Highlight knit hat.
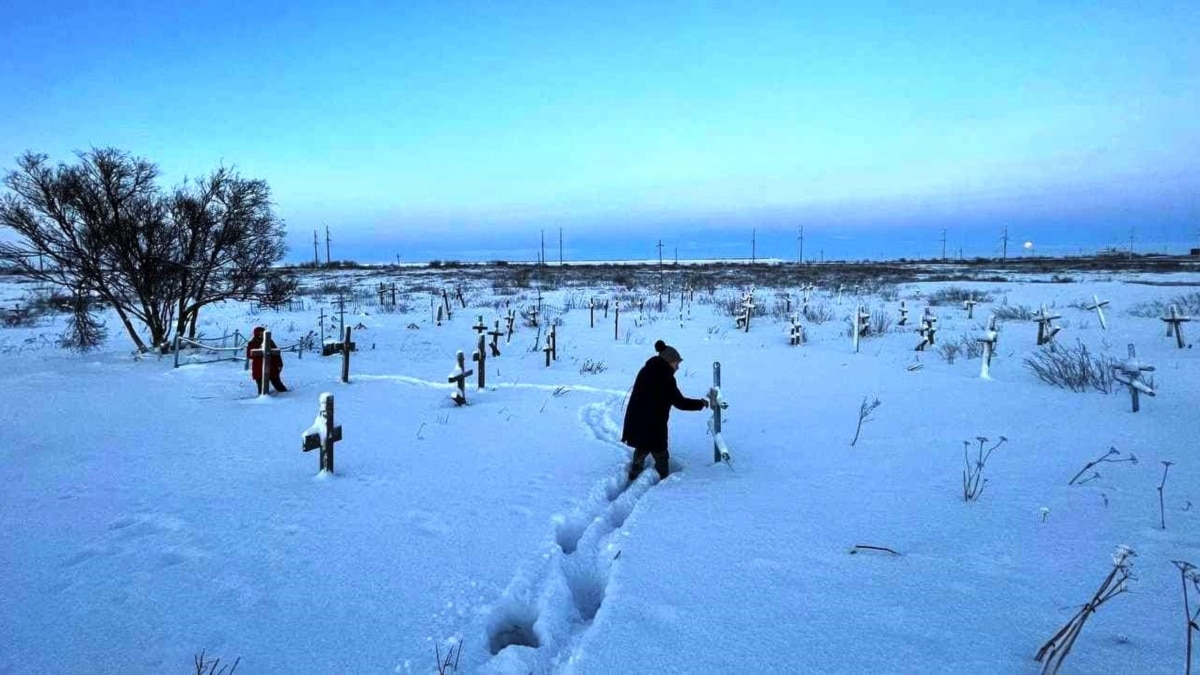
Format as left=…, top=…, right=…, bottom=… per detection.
left=654, top=339, right=682, bottom=364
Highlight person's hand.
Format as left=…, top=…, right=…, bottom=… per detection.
left=700, top=398, right=709, bottom=409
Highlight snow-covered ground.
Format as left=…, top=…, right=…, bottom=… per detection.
left=1, top=269, right=1198, bottom=674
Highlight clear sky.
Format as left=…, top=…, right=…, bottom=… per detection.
left=2, top=0, right=1198, bottom=261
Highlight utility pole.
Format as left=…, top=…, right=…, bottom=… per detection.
left=797, top=225, right=804, bottom=264
left=313, top=230, right=319, bottom=266
left=1129, top=226, right=1135, bottom=259
left=1001, top=226, right=1009, bottom=261
left=752, top=228, right=757, bottom=263
left=558, top=227, right=563, bottom=265
left=325, top=225, right=332, bottom=265
left=674, top=246, right=678, bottom=265
left=656, top=240, right=665, bottom=294
left=940, top=229, right=947, bottom=260
left=540, top=229, right=545, bottom=268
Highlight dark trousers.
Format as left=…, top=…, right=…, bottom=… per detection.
left=629, top=446, right=670, bottom=481
left=254, top=375, right=288, bottom=393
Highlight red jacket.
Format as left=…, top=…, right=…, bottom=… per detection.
left=246, top=327, right=284, bottom=380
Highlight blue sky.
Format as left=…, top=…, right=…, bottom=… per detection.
left=2, top=1, right=1198, bottom=261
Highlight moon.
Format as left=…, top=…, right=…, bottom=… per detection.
left=1023, top=241, right=1034, bottom=250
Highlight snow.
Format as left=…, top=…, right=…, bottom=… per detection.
left=2, top=270, right=1200, bottom=674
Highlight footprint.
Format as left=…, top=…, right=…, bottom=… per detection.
left=554, top=514, right=589, bottom=555
left=486, top=605, right=541, bottom=655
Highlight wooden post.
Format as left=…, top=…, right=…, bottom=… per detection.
left=543, top=327, right=554, bottom=367
left=853, top=304, right=870, bottom=353
left=604, top=300, right=609, bottom=319
left=488, top=320, right=503, bottom=357
left=447, top=351, right=474, bottom=405
left=473, top=315, right=487, bottom=336
left=916, top=310, right=937, bottom=351
left=436, top=305, right=444, bottom=326
left=964, top=296, right=976, bottom=319
left=785, top=293, right=792, bottom=315
left=789, top=315, right=804, bottom=346
left=550, top=324, right=557, bottom=360
left=302, top=393, right=343, bottom=474
left=173, top=333, right=182, bottom=368
left=1087, top=294, right=1109, bottom=330
left=442, top=289, right=452, bottom=320
left=457, top=285, right=466, bottom=308
left=589, top=298, right=595, bottom=328
left=898, top=300, right=908, bottom=326
left=473, top=333, right=487, bottom=388
left=341, top=327, right=353, bottom=383
left=505, top=310, right=516, bottom=343
left=614, top=301, right=620, bottom=340
left=318, top=308, right=326, bottom=346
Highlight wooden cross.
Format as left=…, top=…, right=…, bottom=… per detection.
left=505, top=310, right=516, bottom=343
left=318, top=307, right=327, bottom=344
left=472, top=333, right=487, bottom=389
left=614, top=301, right=620, bottom=340
left=436, top=304, right=444, bottom=326
left=898, top=300, right=909, bottom=326
left=709, top=362, right=730, bottom=464
left=687, top=284, right=694, bottom=302
left=301, top=393, right=343, bottom=474
left=853, top=304, right=870, bottom=353
left=603, top=299, right=609, bottom=319
left=473, top=315, right=487, bottom=335
left=977, top=315, right=999, bottom=379
left=333, top=294, right=348, bottom=336
left=1111, top=343, right=1156, bottom=412
left=784, top=293, right=792, bottom=315
left=1162, top=305, right=1191, bottom=349
left=836, top=285, right=844, bottom=305
left=543, top=324, right=557, bottom=366
left=487, top=320, right=503, bottom=357
left=963, top=296, right=977, bottom=319
left=447, top=351, right=474, bottom=406
left=915, top=309, right=937, bottom=351
left=442, top=289, right=452, bottom=320
left=737, top=291, right=755, bottom=332
left=456, top=285, right=466, bottom=308
left=589, top=298, right=595, bottom=328
left=340, top=327, right=355, bottom=383
left=252, top=328, right=282, bottom=396
left=789, top=315, right=804, bottom=346
left=527, top=305, right=539, bottom=328
left=1034, top=305, right=1062, bottom=346
left=1086, top=294, right=1110, bottom=330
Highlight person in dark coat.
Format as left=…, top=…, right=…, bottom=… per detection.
left=245, top=326, right=288, bottom=393
left=621, top=339, right=708, bottom=481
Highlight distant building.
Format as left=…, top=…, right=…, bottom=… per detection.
left=1191, top=248, right=1200, bottom=256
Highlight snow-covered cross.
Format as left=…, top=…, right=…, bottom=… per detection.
left=1086, top=295, right=1110, bottom=330
left=1161, top=305, right=1191, bottom=349
left=301, top=393, right=343, bottom=474
left=707, top=361, right=731, bottom=464
left=964, top=295, right=977, bottom=319
left=788, top=315, right=804, bottom=346
left=505, top=310, right=516, bottom=343
left=915, top=308, right=938, bottom=351
left=1111, top=344, right=1156, bottom=413
left=447, top=351, right=474, bottom=406
left=977, top=315, right=999, bottom=379
left=589, top=298, right=596, bottom=328
left=735, top=289, right=756, bottom=332
left=898, top=300, right=909, bottom=326
left=613, top=301, right=621, bottom=340
left=1034, top=305, right=1062, bottom=346
left=853, top=304, right=870, bottom=353
left=472, top=316, right=487, bottom=335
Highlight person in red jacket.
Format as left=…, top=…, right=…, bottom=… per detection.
left=246, top=326, right=288, bottom=393
left=621, top=340, right=708, bottom=481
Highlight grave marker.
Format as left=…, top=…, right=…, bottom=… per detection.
left=1112, top=344, right=1156, bottom=412
left=447, top=351, right=474, bottom=406
left=1161, top=305, right=1191, bottom=349
left=301, top=393, right=343, bottom=474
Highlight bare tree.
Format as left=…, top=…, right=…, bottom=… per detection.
left=167, top=167, right=287, bottom=338
left=0, top=148, right=285, bottom=351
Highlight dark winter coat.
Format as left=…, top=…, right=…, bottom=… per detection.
left=246, top=327, right=284, bottom=381
left=621, top=355, right=706, bottom=450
